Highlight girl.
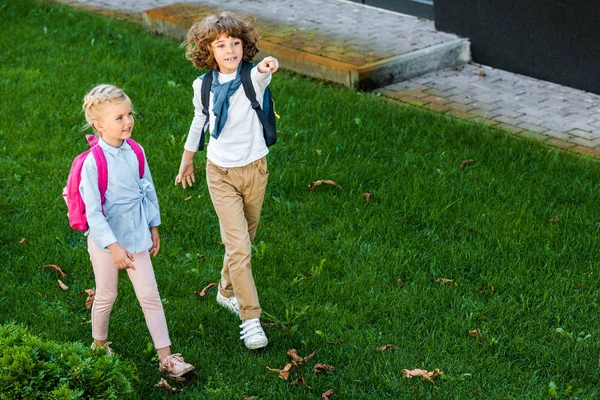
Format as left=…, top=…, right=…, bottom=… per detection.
left=174, top=13, right=279, bottom=350
left=81, top=84, right=194, bottom=377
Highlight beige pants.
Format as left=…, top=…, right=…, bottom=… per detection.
left=206, top=157, right=269, bottom=320
left=88, top=237, right=171, bottom=349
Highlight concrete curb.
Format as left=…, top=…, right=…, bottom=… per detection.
left=358, top=39, right=470, bottom=90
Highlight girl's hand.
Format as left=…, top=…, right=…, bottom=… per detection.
left=258, top=56, right=279, bottom=73
left=175, top=151, right=196, bottom=189
left=149, top=227, right=160, bottom=257
left=107, top=242, right=135, bottom=270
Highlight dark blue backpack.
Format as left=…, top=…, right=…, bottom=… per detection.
left=197, top=60, right=277, bottom=151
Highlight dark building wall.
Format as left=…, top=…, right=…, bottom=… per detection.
left=434, top=0, right=600, bottom=94
left=348, top=0, right=434, bottom=20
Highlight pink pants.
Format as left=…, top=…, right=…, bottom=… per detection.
left=88, top=237, right=171, bottom=349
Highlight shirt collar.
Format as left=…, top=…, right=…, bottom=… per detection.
left=97, top=137, right=131, bottom=155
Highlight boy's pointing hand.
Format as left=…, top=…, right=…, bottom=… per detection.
left=258, top=56, right=279, bottom=73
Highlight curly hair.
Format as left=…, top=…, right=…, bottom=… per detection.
left=82, top=84, right=131, bottom=133
left=184, top=12, right=260, bottom=71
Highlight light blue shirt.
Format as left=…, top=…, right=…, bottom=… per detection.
left=79, top=137, right=160, bottom=253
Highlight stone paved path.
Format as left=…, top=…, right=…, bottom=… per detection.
left=377, top=64, right=600, bottom=156
left=56, top=0, right=600, bottom=157
left=56, top=0, right=457, bottom=59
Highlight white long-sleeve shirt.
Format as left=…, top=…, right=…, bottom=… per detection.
left=184, top=67, right=271, bottom=167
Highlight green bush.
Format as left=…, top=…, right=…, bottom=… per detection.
left=0, top=323, right=137, bottom=399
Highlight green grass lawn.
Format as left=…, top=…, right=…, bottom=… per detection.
left=2, top=0, right=600, bottom=398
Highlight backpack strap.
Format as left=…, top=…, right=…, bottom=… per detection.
left=240, top=61, right=277, bottom=146
left=240, top=61, right=259, bottom=110
left=90, top=145, right=108, bottom=206
left=198, top=72, right=213, bottom=151
left=125, top=138, right=145, bottom=178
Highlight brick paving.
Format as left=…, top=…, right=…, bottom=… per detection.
left=57, top=0, right=457, bottom=63
left=376, top=63, right=600, bottom=156
left=56, top=0, right=600, bottom=157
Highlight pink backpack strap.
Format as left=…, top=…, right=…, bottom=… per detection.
left=90, top=145, right=108, bottom=205
left=86, top=134, right=99, bottom=147
left=88, top=139, right=144, bottom=202
left=125, top=138, right=145, bottom=178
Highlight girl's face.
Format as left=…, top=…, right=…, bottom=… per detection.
left=211, top=34, right=243, bottom=74
left=94, top=101, right=134, bottom=148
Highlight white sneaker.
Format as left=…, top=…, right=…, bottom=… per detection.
left=216, top=292, right=240, bottom=317
left=240, top=318, right=268, bottom=349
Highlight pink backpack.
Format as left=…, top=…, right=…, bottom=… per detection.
left=62, top=135, right=145, bottom=231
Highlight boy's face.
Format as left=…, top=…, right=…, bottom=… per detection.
left=211, top=34, right=243, bottom=74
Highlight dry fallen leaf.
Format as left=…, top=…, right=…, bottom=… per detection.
left=475, top=70, right=486, bottom=77
left=547, top=216, right=560, bottom=223
left=460, top=159, right=475, bottom=169
left=18, top=238, right=27, bottom=244
left=397, top=279, right=404, bottom=288
left=84, top=288, right=96, bottom=309
left=401, top=368, right=443, bottom=385
left=58, top=280, right=69, bottom=291
left=308, top=180, right=342, bottom=191
left=376, top=344, right=399, bottom=351
left=452, top=67, right=461, bottom=71
left=194, top=282, right=218, bottom=297
left=328, top=339, right=344, bottom=345
left=363, top=192, right=373, bottom=202
left=155, top=378, right=179, bottom=392
left=267, top=349, right=323, bottom=381
left=266, top=363, right=293, bottom=380
left=468, top=328, right=484, bottom=340
left=435, top=277, right=454, bottom=286
left=169, top=376, right=187, bottom=382
left=289, top=375, right=313, bottom=390
left=322, top=389, right=334, bottom=399
left=314, top=363, right=335, bottom=373
left=288, top=349, right=318, bottom=366
left=43, top=264, right=67, bottom=278
left=198, top=253, right=205, bottom=259
left=290, top=376, right=305, bottom=386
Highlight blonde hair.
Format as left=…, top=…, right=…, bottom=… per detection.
left=184, top=12, right=260, bottom=71
left=82, top=84, right=131, bottom=133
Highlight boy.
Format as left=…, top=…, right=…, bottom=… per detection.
left=175, top=12, right=279, bottom=350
